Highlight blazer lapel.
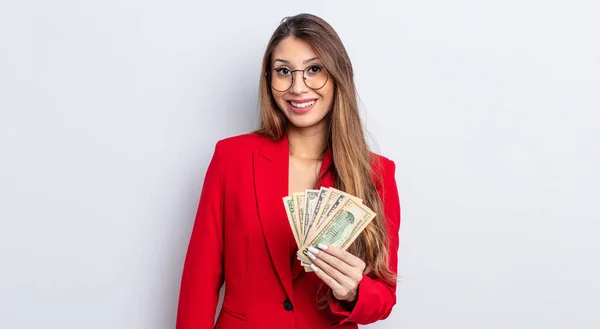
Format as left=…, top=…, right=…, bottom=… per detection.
left=253, top=134, right=294, bottom=299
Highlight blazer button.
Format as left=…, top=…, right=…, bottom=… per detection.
left=283, top=299, right=293, bottom=311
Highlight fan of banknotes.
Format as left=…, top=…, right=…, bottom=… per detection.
left=282, top=187, right=377, bottom=272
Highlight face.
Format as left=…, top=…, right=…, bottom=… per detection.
left=269, top=36, right=335, bottom=131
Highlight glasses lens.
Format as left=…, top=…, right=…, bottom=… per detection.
left=270, top=68, right=292, bottom=92
left=304, top=65, right=328, bottom=90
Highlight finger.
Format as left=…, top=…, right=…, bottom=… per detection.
left=307, top=250, right=355, bottom=288
left=310, top=263, right=343, bottom=293
left=317, top=244, right=364, bottom=268
left=308, top=246, right=355, bottom=278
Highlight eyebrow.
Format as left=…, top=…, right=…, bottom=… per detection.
left=273, top=57, right=320, bottom=65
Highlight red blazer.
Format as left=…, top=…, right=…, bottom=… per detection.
left=176, top=133, right=401, bottom=329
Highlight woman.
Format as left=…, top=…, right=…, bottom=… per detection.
left=176, top=13, right=401, bottom=329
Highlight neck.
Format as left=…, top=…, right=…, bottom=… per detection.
left=287, top=123, right=327, bottom=160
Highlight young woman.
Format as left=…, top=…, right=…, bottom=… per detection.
left=176, top=13, right=401, bottom=329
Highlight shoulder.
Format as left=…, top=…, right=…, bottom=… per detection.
left=210, top=132, right=271, bottom=167
left=369, top=152, right=397, bottom=184
left=370, top=152, right=395, bottom=168
left=212, top=132, right=269, bottom=159
left=215, top=132, right=267, bottom=152
left=370, top=152, right=401, bottom=230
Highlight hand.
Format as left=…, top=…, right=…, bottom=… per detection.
left=306, top=244, right=366, bottom=302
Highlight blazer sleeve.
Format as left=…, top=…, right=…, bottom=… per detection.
left=176, top=141, right=225, bottom=329
left=329, top=157, right=401, bottom=325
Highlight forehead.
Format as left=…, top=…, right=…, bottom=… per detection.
left=272, top=37, right=318, bottom=64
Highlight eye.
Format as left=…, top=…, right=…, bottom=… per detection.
left=306, top=65, right=323, bottom=75
left=274, top=67, right=291, bottom=76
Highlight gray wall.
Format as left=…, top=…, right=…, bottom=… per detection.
left=1, top=1, right=598, bottom=328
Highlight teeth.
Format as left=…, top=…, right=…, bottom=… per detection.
left=290, top=100, right=316, bottom=108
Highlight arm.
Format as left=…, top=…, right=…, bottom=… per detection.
left=329, top=158, right=401, bottom=325
left=176, top=141, right=225, bottom=329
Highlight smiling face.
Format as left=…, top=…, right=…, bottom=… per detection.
left=269, top=36, right=335, bottom=131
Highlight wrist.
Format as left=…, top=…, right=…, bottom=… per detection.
left=333, top=289, right=357, bottom=303
left=344, top=291, right=357, bottom=303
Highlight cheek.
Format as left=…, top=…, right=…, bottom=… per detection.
left=272, top=92, right=287, bottom=110
left=322, top=81, right=335, bottom=101
left=320, top=85, right=335, bottom=111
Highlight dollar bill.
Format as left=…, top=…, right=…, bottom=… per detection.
left=306, top=188, right=362, bottom=243
left=298, top=197, right=376, bottom=265
left=310, top=188, right=341, bottom=232
left=300, top=187, right=328, bottom=267
left=300, top=187, right=330, bottom=269
left=308, top=187, right=329, bottom=234
left=333, top=200, right=377, bottom=251
left=312, top=186, right=329, bottom=208
left=303, top=189, right=321, bottom=243
left=293, top=192, right=306, bottom=239
left=282, top=196, right=301, bottom=247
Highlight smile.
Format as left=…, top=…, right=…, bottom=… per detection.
left=290, top=100, right=316, bottom=108
left=286, top=99, right=317, bottom=114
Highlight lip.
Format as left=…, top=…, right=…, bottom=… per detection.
left=287, top=98, right=318, bottom=103
left=286, top=99, right=317, bottom=114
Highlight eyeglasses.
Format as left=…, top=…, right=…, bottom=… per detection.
left=266, top=64, right=329, bottom=92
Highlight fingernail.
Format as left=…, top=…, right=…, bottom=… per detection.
left=317, top=244, right=328, bottom=250
left=310, top=264, right=319, bottom=272
left=307, top=251, right=317, bottom=260
left=308, top=246, right=320, bottom=255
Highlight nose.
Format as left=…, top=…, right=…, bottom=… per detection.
left=289, top=71, right=308, bottom=94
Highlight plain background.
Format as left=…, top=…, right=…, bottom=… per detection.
left=1, top=1, right=599, bottom=328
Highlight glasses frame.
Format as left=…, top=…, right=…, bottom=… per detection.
left=265, top=65, right=330, bottom=92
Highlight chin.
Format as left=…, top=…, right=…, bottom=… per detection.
left=286, top=115, right=328, bottom=129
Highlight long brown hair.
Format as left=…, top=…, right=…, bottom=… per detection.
left=255, top=13, right=397, bottom=298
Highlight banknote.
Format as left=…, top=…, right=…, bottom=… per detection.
left=306, top=188, right=362, bottom=243
left=303, top=189, right=320, bottom=242
left=337, top=209, right=376, bottom=251
left=310, top=187, right=330, bottom=228
left=298, top=197, right=376, bottom=265
left=293, top=192, right=306, bottom=240
left=300, top=188, right=329, bottom=267
left=282, top=196, right=301, bottom=247
left=310, top=188, right=341, bottom=232
left=301, top=187, right=333, bottom=266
